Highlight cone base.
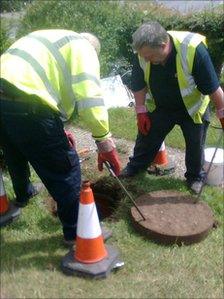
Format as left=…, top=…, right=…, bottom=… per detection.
left=0, top=202, right=21, bottom=227
left=61, top=245, right=121, bottom=279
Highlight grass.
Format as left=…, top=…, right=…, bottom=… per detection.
left=1, top=105, right=223, bottom=298
left=1, top=172, right=223, bottom=298
left=76, top=107, right=223, bottom=150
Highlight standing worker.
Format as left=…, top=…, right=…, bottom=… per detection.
left=120, top=21, right=224, bottom=193
left=0, top=29, right=121, bottom=244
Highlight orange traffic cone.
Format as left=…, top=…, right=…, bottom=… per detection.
left=0, top=167, right=21, bottom=227
left=148, top=142, right=175, bottom=176
left=75, top=181, right=107, bottom=263
left=0, top=168, right=9, bottom=215
left=153, top=141, right=168, bottom=166
left=61, top=180, right=123, bottom=278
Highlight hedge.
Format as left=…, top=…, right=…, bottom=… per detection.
left=2, top=0, right=224, bottom=78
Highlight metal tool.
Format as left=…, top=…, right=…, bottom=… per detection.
left=195, top=130, right=223, bottom=203
left=104, top=161, right=146, bottom=221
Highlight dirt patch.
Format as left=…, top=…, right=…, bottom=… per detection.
left=131, top=190, right=215, bottom=245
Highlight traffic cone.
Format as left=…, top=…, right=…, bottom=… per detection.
left=75, top=180, right=107, bottom=263
left=153, top=141, right=168, bottom=166
left=0, top=168, right=21, bottom=227
left=0, top=168, right=9, bottom=215
left=148, top=142, right=175, bottom=176
left=61, top=180, right=123, bottom=278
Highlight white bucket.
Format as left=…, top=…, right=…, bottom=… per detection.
left=204, top=147, right=224, bottom=186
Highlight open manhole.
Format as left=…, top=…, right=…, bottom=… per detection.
left=131, top=190, right=215, bottom=245
left=46, top=178, right=120, bottom=221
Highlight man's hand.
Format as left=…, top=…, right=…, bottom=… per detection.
left=64, top=130, right=76, bottom=149
left=135, top=105, right=151, bottom=135
left=96, top=138, right=121, bottom=176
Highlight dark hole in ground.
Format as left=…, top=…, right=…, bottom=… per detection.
left=45, top=177, right=123, bottom=221
left=91, top=177, right=122, bottom=220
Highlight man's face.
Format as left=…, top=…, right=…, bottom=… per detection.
left=138, top=43, right=169, bottom=65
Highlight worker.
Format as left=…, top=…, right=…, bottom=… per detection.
left=120, top=21, right=224, bottom=194
left=0, top=29, right=121, bottom=244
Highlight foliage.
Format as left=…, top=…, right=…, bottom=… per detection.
left=16, top=0, right=224, bottom=77
left=0, top=23, right=11, bottom=55
left=0, top=0, right=33, bottom=12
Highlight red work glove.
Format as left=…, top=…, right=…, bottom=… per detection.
left=64, top=130, right=76, bottom=149
left=135, top=105, right=151, bottom=135
left=96, top=138, right=121, bottom=176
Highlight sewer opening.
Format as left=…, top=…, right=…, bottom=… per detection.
left=45, top=177, right=123, bottom=221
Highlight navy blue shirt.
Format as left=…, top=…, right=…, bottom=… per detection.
left=131, top=36, right=220, bottom=116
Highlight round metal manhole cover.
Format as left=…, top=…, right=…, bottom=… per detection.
left=130, top=190, right=214, bottom=245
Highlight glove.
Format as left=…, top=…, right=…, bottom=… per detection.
left=64, top=130, right=76, bottom=149
left=135, top=105, right=151, bottom=135
left=96, top=138, right=121, bottom=176
left=216, top=108, right=224, bottom=130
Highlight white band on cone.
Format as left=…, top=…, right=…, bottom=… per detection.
left=159, top=141, right=165, bottom=151
left=0, top=169, right=5, bottom=196
left=77, top=203, right=102, bottom=239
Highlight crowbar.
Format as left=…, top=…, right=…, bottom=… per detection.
left=104, top=161, right=146, bottom=221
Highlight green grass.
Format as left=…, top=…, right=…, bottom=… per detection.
left=1, top=108, right=223, bottom=298
left=1, top=171, right=223, bottom=298
left=76, top=107, right=223, bottom=149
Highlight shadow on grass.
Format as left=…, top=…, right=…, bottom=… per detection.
left=0, top=235, right=65, bottom=273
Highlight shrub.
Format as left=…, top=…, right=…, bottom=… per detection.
left=0, top=0, right=33, bottom=12
left=0, top=24, right=11, bottom=54
left=17, top=0, right=223, bottom=77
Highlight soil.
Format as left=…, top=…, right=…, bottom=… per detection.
left=130, top=190, right=215, bottom=245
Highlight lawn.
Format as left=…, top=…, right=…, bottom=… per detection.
left=1, top=107, right=223, bottom=299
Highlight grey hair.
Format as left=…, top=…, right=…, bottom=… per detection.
left=80, top=32, right=101, bottom=55
left=132, top=21, right=169, bottom=51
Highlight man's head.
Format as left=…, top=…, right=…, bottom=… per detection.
left=132, top=21, right=170, bottom=65
left=80, top=32, right=101, bottom=55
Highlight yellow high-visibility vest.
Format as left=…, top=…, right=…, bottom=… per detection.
left=0, top=29, right=110, bottom=140
left=138, top=31, right=210, bottom=123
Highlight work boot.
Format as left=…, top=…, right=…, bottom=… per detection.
left=118, top=166, right=135, bottom=179
left=14, top=182, right=45, bottom=208
left=63, top=225, right=113, bottom=248
left=187, top=180, right=203, bottom=195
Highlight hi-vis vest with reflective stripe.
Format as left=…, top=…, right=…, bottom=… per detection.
left=0, top=29, right=110, bottom=140
left=138, top=31, right=210, bottom=124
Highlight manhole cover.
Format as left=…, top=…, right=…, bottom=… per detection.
left=130, top=190, right=214, bottom=245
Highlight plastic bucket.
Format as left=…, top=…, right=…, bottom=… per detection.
left=204, top=147, right=224, bottom=186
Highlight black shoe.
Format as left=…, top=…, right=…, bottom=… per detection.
left=118, top=167, right=135, bottom=179
left=187, top=180, right=203, bottom=195
left=14, top=182, right=44, bottom=208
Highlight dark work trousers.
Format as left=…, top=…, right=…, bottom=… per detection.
left=0, top=98, right=81, bottom=240
left=127, top=108, right=209, bottom=182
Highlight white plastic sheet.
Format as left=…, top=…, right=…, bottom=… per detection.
left=100, top=75, right=134, bottom=109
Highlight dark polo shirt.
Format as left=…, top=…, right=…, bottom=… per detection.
left=131, top=36, right=220, bottom=120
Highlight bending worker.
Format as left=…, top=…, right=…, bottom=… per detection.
left=0, top=29, right=121, bottom=244
left=120, top=21, right=224, bottom=194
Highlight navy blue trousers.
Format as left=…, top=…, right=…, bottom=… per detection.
left=0, top=98, right=81, bottom=240
left=127, top=109, right=209, bottom=182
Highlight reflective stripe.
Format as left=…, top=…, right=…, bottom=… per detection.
left=180, top=84, right=195, bottom=97
left=28, top=34, right=75, bottom=104
left=188, top=96, right=204, bottom=117
left=54, top=34, right=82, bottom=49
left=76, top=98, right=104, bottom=110
left=77, top=203, right=101, bottom=239
left=72, top=72, right=100, bottom=86
left=180, top=33, right=197, bottom=95
left=6, top=48, right=60, bottom=103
